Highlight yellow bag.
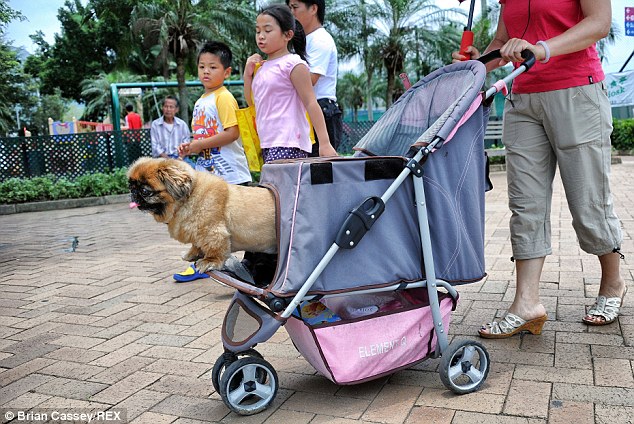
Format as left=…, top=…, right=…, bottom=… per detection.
left=236, top=105, right=263, bottom=172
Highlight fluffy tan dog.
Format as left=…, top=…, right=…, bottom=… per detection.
left=127, top=157, right=276, bottom=272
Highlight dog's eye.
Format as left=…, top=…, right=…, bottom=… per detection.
left=140, top=187, right=153, bottom=196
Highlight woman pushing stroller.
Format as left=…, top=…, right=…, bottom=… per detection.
left=453, top=0, right=626, bottom=338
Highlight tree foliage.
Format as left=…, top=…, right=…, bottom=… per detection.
left=130, top=0, right=256, bottom=121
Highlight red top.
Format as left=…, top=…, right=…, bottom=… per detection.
left=126, top=112, right=142, bottom=129
left=499, top=0, right=604, bottom=93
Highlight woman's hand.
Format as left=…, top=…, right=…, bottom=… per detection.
left=499, top=38, right=546, bottom=64
left=451, top=45, right=481, bottom=63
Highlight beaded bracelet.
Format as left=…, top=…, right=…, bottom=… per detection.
left=536, top=40, right=550, bottom=64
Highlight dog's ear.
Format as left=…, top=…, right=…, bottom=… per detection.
left=156, top=160, right=193, bottom=201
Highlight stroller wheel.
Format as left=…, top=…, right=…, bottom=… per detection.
left=212, top=349, right=263, bottom=393
left=440, top=339, right=490, bottom=394
left=219, top=356, right=278, bottom=415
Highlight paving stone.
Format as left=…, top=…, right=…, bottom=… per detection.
left=513, top=365, right=593, bottom=385
left=0, top=357, right=56, bottom=386
left=139, top=346, right=206, bottom=361
left=552, top=382, right=634, bottom=406
left=593, top=358, right=634, bottom=388
left=555, top=342, right=593, bottom=369
left=1, top=391, right=52, bottom=410
left=147, top=375, right=213, bottom=398
left=405, top=406, right=454, bottom=424
left=44, top=347, right=107, bottom=364
left=503, top=379, right=551, bottom=418
left=113, top=389, right=170, bottom=421
left=143, top=359, right=211, bottom=378
left=416, top=387, right=504, bottom=414
left=594, top=404, right=634, bottom=424
left=361, top=383, right=421, bottom=423
left=90, top=371, right=163, bottom=404
left=92, top=331, right=148, bottom=353
left=90, top=344, right=152, bottom=368
left=151, top=395, right=228, bottom=422
left=33, top=376, right=109, bottom=400
left=451, top=411, right=543, bottom=423
left=38, top=360, right=105, bottom=380
left=281, top=391, right=371, bottom=419
left=548, top=399, right=594, bottom=424
left=90, top=356, right=157, bottom=385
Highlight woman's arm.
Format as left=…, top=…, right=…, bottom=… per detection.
left=499, top=0, right=611, bottom=63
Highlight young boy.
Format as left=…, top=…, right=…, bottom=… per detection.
left=174, top=41, right=252, bottom=282
left=178, top=41, right=251, bottom=185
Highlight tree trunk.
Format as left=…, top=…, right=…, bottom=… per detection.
left=386, top=68, right=395, bottom=109
left=366, top=71, right=374, bottom=122
left=176, top=56, right=189, bottom=122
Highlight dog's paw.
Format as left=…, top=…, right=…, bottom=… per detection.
left=195, top=258, right=224, bottom=273
left=183, top=248, right=203, bottom=262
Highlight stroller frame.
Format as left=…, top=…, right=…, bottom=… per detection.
left=210, top=51, right=536, bottom=416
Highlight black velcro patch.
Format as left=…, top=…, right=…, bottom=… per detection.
left=365, top=158, right=404, bottom=181
left=310, top=162, right=333, bottom=185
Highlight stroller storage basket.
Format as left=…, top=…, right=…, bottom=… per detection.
left=285, top=289, right=456, bottom=385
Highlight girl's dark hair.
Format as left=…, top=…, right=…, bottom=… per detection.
left=259, top=4, right=307, bottom=63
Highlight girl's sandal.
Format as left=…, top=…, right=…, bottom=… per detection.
left=478, top=313, right=548, bottom=339
left=582, top=286, right=627, bottom=326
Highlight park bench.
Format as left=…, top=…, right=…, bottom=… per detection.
left=484, top=119, right=505, bottom=157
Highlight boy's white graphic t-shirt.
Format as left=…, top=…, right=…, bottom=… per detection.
left=191, top=86, right=251, bottom=184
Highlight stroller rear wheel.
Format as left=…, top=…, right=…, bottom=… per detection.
left=212, top=349, right=263, bottom=393
left=440, top=339, right=490, bottom=394
left=219, top=356, right=278, bottom=415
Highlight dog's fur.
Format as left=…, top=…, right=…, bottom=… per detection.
left=128, top=157, right=276, bottom=272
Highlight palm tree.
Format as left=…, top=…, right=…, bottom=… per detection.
left=374, top=0, right=467, bottom=107
left=337, top=72, right=365, bottom=122
left=329, top=0, right=381, bottom=120
left=80, top=71, right=143, bottom=122
left=332, top=0, right=464, bottom=109
left=130, top=0, right=255, bottom=121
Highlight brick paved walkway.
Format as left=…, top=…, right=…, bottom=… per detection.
left=1, top=160, right=632, bottom=423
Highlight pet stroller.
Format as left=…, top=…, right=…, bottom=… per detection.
left=209, top=52, right=535, bottom=415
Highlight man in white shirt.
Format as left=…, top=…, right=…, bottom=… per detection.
left=150, top=96, right=191, bottom=159
left=287, top=0, right=343, bottom=156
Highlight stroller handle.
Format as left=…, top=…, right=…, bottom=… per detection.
left=480, top=49, right=536, bottom=100
left=478, top=48, right=536, bottom=72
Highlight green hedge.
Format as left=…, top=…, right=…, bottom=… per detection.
left=612, top=118, right=634, bottom=152
left=0, top=168, right=129, bottom=205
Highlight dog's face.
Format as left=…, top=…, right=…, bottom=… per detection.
left=127, top=157, right=194, bottom=221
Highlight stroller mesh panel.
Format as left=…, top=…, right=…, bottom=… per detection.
left=355, top=64, right=485, bottom=157
left=223, top=299, right=262, bottom=346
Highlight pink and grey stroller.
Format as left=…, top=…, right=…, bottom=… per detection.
left=208, top=53, right=535, bottom=415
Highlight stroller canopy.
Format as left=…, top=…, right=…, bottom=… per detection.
left=355, top=60, right=486, bottom=156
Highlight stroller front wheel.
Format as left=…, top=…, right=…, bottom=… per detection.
left=219, top=356, right=278, bottom=415
left=212, top=348, right=263, bottom=393
left=440, top=339, right=490, bottom=394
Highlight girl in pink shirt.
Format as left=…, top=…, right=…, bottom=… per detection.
left=243, top=4, right=337, bottom=162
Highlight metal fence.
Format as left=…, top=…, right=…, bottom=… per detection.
left=0, top=122, right=377, bottom=181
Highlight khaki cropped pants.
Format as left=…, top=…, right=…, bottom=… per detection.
left=502, top=82, right=622, bottom=260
